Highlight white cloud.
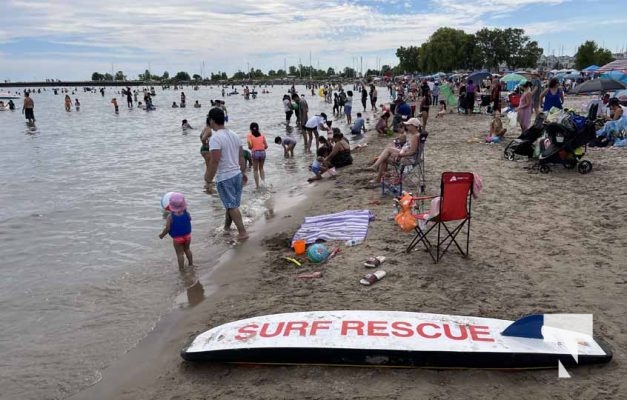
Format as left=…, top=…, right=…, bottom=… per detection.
left=0, top=0, right=623, bottom=80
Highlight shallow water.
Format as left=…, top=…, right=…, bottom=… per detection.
left=0, top=84, right=372, bottom=399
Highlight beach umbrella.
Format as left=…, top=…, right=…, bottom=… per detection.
left=597, top=59, right=627, bottom=73
left=467, top=71, right=491, bottom=83
left=583, top=65, right=599, bottom=72
left=600, top=70, right=627, bottom=84
left=573, top=78, right=627, bottom=94
left=500, top=73, right=527, bottom=91
left=500, top=73, right=527, bottom=83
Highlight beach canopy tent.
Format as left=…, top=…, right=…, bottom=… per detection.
left=583, top=65, right=600, bottom=72
left=597, top=59, right=627, bottom=73
left=573, top=78, right=627, bottom=94
left=600, top=70, right=627, bottom=84
left=500, top=73, right=527, bottom=90
left=467, top=71, right=491, bottom=84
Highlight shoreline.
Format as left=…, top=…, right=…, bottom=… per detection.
left=71, top=178, right=327, bottom=400
left=75, top=106, right=625, bottom=399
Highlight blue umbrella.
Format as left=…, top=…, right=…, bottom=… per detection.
left=583, top=65, right=599, bottom=72
left=601, top=70, right=627, bottom=83
left=467, top=71, right=491, bottom=84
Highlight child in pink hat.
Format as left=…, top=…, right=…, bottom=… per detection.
left=159, top=192, right=193, bottom=270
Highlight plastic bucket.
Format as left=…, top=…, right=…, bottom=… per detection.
left=293, top=240, right=306, bottom=255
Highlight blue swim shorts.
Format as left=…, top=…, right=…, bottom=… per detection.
left=216, top=173, right=243, bottom=209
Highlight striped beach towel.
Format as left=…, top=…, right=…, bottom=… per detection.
left=292, top=210, right=373, bottom=245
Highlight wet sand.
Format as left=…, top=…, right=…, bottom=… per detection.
left=74, top=102, right=626, bottom=400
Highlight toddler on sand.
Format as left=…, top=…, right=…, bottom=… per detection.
left=159, top=192, right=193, bottom=270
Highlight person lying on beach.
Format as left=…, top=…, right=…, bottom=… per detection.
left=194, top=100, right=201, bottom=108
left=369, top=118, right=420, bottom=184
left=275, top=136, right=296, bottom=158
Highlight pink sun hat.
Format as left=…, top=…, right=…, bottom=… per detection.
left=168, top=192, right=187, bottom=213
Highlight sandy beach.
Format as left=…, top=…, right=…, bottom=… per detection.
left=74, top=100, right=626, bottom=400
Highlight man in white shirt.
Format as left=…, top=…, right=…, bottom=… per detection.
left=207, top=107, right=248, bottom=240
left=304, top=113, right=329, bottom=153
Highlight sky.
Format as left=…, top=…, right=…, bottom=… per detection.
left=1, top=0, right=626, bottom=82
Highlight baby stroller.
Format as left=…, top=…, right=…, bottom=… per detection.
left=535, top=118, right=596, bottom=174
left=504, top=113, right=547, bottom=160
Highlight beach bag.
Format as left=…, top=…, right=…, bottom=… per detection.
left=394, top=193, right=417, bottom=232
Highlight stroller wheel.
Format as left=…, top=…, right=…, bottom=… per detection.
left=539, top=164, right=550, bottom=174
left=504, top=148, right=515, bottom=161
left=578, top=160, right=593, bottom=174
left=563, top=158, right=577, bottom=169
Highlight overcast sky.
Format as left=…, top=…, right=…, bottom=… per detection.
left=1, top=0, right=626, bottom=81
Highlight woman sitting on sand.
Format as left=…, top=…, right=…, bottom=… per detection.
left=369, top=118, right=421, bottom=184
left=323, top=129, right=352, bottom=169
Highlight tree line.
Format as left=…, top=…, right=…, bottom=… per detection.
left=395, top=27, right=543, bottom=74
left=90, top=65, right=370, bottom=83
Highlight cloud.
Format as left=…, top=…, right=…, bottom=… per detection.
left=0, top=0, right=623, bottom=80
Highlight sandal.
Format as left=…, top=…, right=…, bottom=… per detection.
left=360, top=270, right=386, bottom=286
left=364, top=256, right=386, bottom=268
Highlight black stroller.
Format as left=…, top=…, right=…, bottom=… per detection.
left=535, top=118, right=596, bottom=174
left=504, top=113, right=547, bottom=160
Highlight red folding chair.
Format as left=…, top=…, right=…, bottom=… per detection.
left=406, top=172, right=474, bottom=263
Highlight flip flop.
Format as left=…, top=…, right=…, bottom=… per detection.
left=364, top=256, right=386, bottom=268
left=360, top=270, right=386, bottom=286
left=297, top=271, right=322, bottom=279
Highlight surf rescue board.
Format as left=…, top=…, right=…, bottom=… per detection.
left=181, top=311, right=612, bottom=369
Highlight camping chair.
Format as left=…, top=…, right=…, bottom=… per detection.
left=381, top=133, right=427, bottom=196
left=406, top=172, right=474, bottom=263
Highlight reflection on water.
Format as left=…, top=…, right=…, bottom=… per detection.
left=0, top=84, right=363, bottom=399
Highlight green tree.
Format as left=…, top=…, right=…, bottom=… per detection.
left=114, top=71, right=126, bottom=81
left=91, top=72, right=104, bottom=81
left=474, top=28, right=507, bottom=71
left=232, top=71, right=246, bottom=80
left=268, top=70, right=276, bottom=77
left=417, top=28, right=478, bottom=73
left=103, top=73, right=113, bottom=81
left=162, top=71, right=170, bottom=80
left=597, top=48, right=614, bottom=67
left=192, top=74, right=202, bottom=81
left=395, top=46, right=421, bottom=73
left=174, top=71, right=191, bottom=81
left=326, top=67, right=336, bottom=76
left=288, top=66, right=298, bottom=76
left=139, top=69, right=151, bottom=81
left=574, top=41, right=615, bottom=70
left=276, top=69, right=286, bottom=77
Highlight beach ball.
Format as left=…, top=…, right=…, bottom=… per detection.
left=307, top=243, right=329, bottom=263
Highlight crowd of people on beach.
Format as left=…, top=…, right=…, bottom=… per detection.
left=5, top=72, right=624, bottom=270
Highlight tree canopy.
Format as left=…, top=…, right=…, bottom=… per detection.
left=395, top=27, right=543, bottom=74
left=574, top=41, right=615, bottom=70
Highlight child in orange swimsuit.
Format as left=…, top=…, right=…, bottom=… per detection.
left=159, top=192, right=193, bottom=270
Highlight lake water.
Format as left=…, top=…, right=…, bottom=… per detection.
left=0, top=84, right=373, bottom=399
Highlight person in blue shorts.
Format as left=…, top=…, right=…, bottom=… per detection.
left=206, top=107, right=249, bottom=241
